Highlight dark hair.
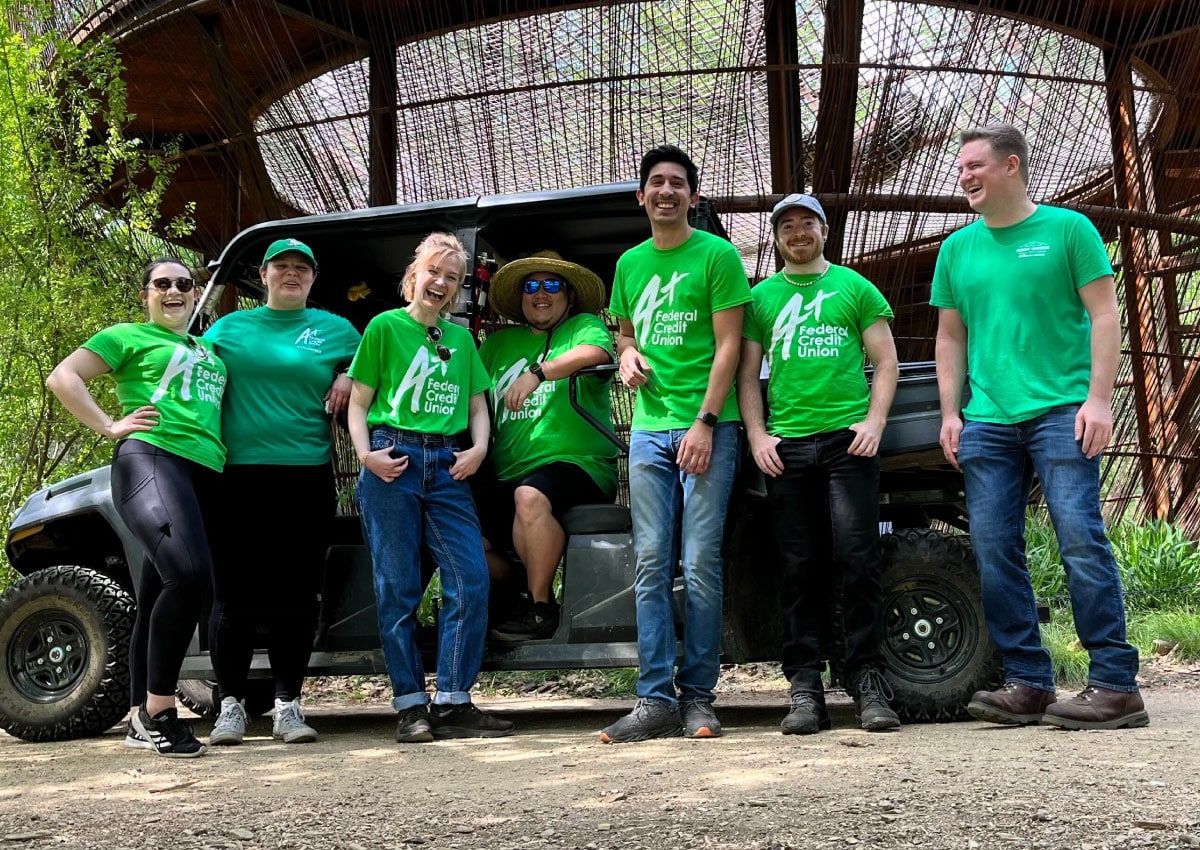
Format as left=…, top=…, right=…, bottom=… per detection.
left=638, top=145, right=699, bottom=194
left=140, top=256, right=189, bottom=289
left=960, top=124, right=1030, bottom=186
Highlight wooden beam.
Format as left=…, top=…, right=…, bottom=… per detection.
left=1104, top=45, right=1168, bottom=519
left=367, top=37, right=398, bottom=207
left=811, top=0, right=862, bottom=263
left=191, top=10, right=283, bottom=226
left=764, top=0, right=804, bottom=195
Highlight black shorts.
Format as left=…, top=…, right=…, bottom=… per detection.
left=475, top=461, right=611, bottom=554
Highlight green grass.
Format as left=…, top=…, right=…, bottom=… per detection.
left=1042, top=609, right=1200, bottom=686
left=1027, top=511, right=1200, bottom=611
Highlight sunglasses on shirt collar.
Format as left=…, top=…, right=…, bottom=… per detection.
left=426, top=325, right=452, bottom=362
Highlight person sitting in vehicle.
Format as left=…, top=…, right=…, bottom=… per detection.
left=203, top=238, right=361, bottom=746
left=347, top=231, right=514, bottom=742
left=46, top=258, right=227, bottom=758
left=477, top=251, right=618, bottom=641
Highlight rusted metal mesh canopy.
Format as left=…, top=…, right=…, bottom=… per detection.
left=36, top=0, right=1200, bottom=530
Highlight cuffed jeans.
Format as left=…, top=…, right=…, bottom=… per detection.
left=959, top=404, right=1139, bottom=692
left=765, top=429, right=884, bottom=695
left=357, top=426, right=489, bottom=711
left=628, top=422, right=739, bottom=705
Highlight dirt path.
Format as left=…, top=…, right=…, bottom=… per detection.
left=1, top=687, right=1198, bottom=850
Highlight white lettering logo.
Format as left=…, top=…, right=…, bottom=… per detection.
left=390, top=348, right=452, bottom=416
left=295, top=327, right=326, bottom=350
left=770, top=290, right=843, bottom=361
left=632, top=272, right=688, bottom=347
left=494, top=357, right=551, bottom=424
left=149, top=345, right=198, bottom=403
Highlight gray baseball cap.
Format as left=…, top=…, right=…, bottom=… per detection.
left=770, top=193, right=827, bottom=228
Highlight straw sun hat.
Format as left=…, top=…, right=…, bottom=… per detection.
left=488, top=250, right=606, bottom=324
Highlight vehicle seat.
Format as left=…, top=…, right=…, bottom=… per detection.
left=560, top=504, right=631, bottom=535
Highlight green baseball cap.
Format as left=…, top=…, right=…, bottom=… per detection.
left=262, top=238, right=317, bottom=269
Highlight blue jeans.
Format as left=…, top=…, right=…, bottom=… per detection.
left=959, top=405, right=1139, bottom=692
left=765, top=429, right=883, bottom=695
left=628, top=422, right=739, bottom=705
left=356, top=426, right=489, bottom=710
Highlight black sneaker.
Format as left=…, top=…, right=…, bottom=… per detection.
left=852, top=669, right=901, bottom=732
left=681, top=700, right=722, bottom=738
left=131, top=706, right=206, bottom=758
left=599, top=699, right=684, bottom=743
left=781, top=692, right=831, bottom=735
left=491, top=600, right=560, bottom=642
left=429, top=703, right=515, bottom=739
left=396, top=705, right=434, bottom=743
left=123, top=718, right=155, bottom=751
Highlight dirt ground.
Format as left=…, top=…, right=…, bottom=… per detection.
left=1, top=668, right=1198, bottom=850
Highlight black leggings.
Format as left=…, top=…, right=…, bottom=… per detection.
left=208, top=463, right=335, bottom=701
left=111, top=440, right=218, bottom=702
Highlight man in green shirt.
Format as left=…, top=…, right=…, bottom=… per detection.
left=933, top=124, right=1147, bottom=730
left=602, top=145, right=751, bottom=743
left=477, top=252, right=618, bottom=642
left=738, top=193, right=901, bottom=734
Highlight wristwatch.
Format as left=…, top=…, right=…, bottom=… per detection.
left=696, top=411, right=719, bottom=427
left=529, top=362, right=546, bottom=383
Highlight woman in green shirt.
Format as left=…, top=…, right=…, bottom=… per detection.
left=47, top=258, right=227, bottom=758
left=347, top=231, right=512, bottom=742
left=203, top=239, right=361, bottom=746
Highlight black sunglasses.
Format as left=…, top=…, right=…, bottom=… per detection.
left=523, top=278, right=565, bottom=295
left=147, top=277, right=196, bottom=293
left=426, top=325, right=452, bottom=362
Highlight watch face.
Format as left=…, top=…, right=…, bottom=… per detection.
left=699, top=412, right=719, bottom=427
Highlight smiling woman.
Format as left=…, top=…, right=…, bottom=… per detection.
left=43, top=257, right=229, bottom=759
left=202, top=237, right=361, bottom=747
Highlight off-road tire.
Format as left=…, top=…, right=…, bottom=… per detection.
left=177, top=678, right=276, bottom=718
left=0, top=566, right=134, bottom=741
left=879, top=529, right=1002, bottom=722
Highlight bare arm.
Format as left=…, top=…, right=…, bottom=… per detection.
left=677, top=305, right=745, bottom=476
left=935, top=308, right=968, bottom=471
left=737, top=337, right=783, bottom=477
left=1077, top=275, right=1120, bottom=458
left=616, top=318, right=649, bottom=388
left=504, top=343, right=611, bottom=412
left=348, top=379, right=407, bottom=482
left=46, top=348, right=159, bottom=439
left=848, top=318, right=899, bottom=457
left=450, top=392, right=490, bottom=480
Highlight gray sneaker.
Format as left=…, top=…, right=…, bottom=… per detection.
left=852, top=669, right=901, bottom=732
left=209, top=696, right=248, bottom=746
left=599, top=699, right=684, bottom=743
left=681, top=700, right=722, bottom=738
left=272, top=698, right=317, bottom=743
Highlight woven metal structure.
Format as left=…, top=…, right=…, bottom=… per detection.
left=36, top=0, right=1200, bottom=529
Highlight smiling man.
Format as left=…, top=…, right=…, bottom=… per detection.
left=603, top=145, right=752, bottom=743
left=737, top=194, right=900, bottom=735
left=476, top=252, right=617, bottom=642
left=933, top=124, right=1148, bottom=730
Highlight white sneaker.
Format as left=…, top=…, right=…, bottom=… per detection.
left=209, top=696, right=247, bottom=746
left=272, top=697, right=317, bottom=743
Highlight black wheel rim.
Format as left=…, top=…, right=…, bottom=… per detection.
left=7, top=611, right=90, bottom=703
left=882, top=576, right=980, bottom=684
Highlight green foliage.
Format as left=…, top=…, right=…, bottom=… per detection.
left=1044, top=610, right=1200, bottom=686
left=1026, top=510, right=1200, bottom=611
left=0, top=2, right=192, bottom=584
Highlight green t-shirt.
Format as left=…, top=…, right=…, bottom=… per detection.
left=930, top=204, right=1113, bottom=424
left=348, top=309, right=490, bottom=435
left=478, top=313, right=618, bottom=497
left=205, top=306, right=361, bottom=465
left=83, top=322, right=227, bottom=471
left=609, top=229, right=752, bottom=430
left=744, top=265, right=893, bottom=437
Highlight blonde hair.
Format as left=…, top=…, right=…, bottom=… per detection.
left=402, top=232, right=469, bottom=315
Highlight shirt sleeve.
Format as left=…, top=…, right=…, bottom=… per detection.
left=709, top=241, right=753, bottom=312
left=742, top=291, right=765, bottom=344
left=608, top=258, right=629, bottom=320
left=571, top=314, right=615, bottom=355
left=347, top=316, right=382, bottom=389
left=858, top=277, right=894, bottom=331
left=929, top=236, right=957, bottom=310
left=81, top=325, right=132, bottom=372
left=1067, top=213, right=1115, bottom=290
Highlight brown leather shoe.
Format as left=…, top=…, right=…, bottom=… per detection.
left=1041, top=686, right=1150, bottom=730
left=967, top=682, right=1056, bottom=725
